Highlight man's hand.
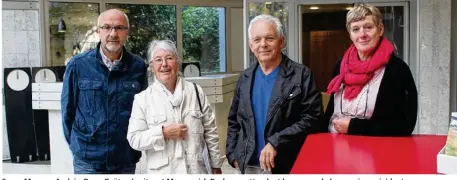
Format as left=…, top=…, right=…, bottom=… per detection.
left=212, top=168, right=222, bottom=174
left=162, top=124, right=187, bottom=140
left=259, top=143, right=277, bottom=172
left=333, top=117, right=351, bottom=134
left=233, top=160, right=239, bottom=168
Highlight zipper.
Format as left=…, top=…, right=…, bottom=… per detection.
left=242, top=140, right=248, bottom=174
left=240, top=124, right=249, bottom=174
left=105, top=70, right=111, bottom=165
left=259, top=84, right=297, bottom=172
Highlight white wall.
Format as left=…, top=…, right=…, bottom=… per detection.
left=2, top=11, right=41, bottom=67
left=2, top=0, right=42, bottom=160
left=229, top=7, right=244, bottom=72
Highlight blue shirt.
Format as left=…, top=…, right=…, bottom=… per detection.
left=249, top=65, right=279, bottom=165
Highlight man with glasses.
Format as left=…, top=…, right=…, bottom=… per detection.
left=61, top=9, right=147, bottom=174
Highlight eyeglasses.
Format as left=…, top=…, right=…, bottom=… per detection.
left=98, top=25, right=128, bottom=32
left=340, top=87, right=369, bottom=119
left=149, top=57, right=176, bottom=65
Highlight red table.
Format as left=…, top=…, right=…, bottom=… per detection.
left=291, top=133, right=446, bottom=174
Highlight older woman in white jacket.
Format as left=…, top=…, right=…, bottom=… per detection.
left=127, top=40, right=223, bottom=174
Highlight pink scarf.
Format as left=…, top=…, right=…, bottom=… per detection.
left=326, top=37, right=394, bottom=100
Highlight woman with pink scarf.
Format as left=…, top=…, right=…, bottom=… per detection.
left=323, top=3, right=418, bottom=136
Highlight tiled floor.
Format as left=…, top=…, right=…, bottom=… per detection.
left=221, top=160, right=240, bottom=174
left=3, top=160, right=51, bottom=174
left=3, top=160, right=240, bottom=174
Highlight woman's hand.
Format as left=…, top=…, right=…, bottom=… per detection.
left=162, top=123, right=187, bottom=140
left=333, top=117, right=351, bottom=134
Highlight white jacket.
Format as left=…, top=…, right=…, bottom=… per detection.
left=127, top=79, right=223, bottom=174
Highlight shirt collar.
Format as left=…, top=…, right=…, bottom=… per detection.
left=153, top=77, right=182, bottom=96
left=99, top=47, right=123, bottom=71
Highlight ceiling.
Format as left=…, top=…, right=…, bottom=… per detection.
left=301, top=4, right=354, bottom=14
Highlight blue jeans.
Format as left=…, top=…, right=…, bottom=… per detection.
left=73, top=157, right=136, bottom=174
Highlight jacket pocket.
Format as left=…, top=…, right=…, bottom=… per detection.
left=147, top=152, right=169, bottom=170
left=287, top=85, right=302, bottom=100
left=71, top=119, right=100, bottom=159
left=120, top=81, right=141, bottom=110
left=147, top=114, right=167, bottom=125
left=188, top=110, right=204, bottom=134
left=122, top=81, right=140, bottom=92
left=187, top=153, right=208, bottom=174
left=233, top=130, right=246, bottom=164
left=73, top=118, right=91, bottom=137
left=78, top=79, right=103, bottom=111
left=71, top=120, right=92, bottom=142
left=79, top=79, right=103, bottom=90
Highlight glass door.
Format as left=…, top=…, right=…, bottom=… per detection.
left=245, top=0, right=294, bottom=69
left=372, top=2, right=409, bottom=63
left=297, top=2, right=409, bottom=93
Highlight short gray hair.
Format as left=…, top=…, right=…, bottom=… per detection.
left=346, top=3, right=383, bottom=31
left=248, top=14, right=284, bottom=40
left=97, top=9, right=130, bottom=28
left=147, top=40, right=181, bottom=65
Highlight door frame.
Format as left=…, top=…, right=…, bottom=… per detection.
left=244, top=0, right=418, bottom=85
left=244, top=0, right=419, bottom=133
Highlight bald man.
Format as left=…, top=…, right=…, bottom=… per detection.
left=61, top=9, right=147, bottom=174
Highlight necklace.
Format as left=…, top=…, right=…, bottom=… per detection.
left=341, top=68, right=384, bottom=117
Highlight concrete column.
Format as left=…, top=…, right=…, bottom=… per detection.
left=418, top=0, right=452, bottom=134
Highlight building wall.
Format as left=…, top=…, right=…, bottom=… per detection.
left=2, top=4, right=41, bottom=68
left=417, top=0, right=452, bottom=134
left=1, top=0, right=456, bottom=160
left=229, top=7, right=244, bottom=72
left=2, top=0, right=42, bottom=160
left=451, top=0, right=457, bottom=115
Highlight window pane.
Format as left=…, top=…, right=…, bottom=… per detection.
left=182, top=6, right=226, bottom=73
left=49, top=2, right=99, bottom=66
left=107, top=4, right=177, bottom=59
left=248, top=2, right=288, bottom=65
left=378, top=6, right=405, bottom=60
